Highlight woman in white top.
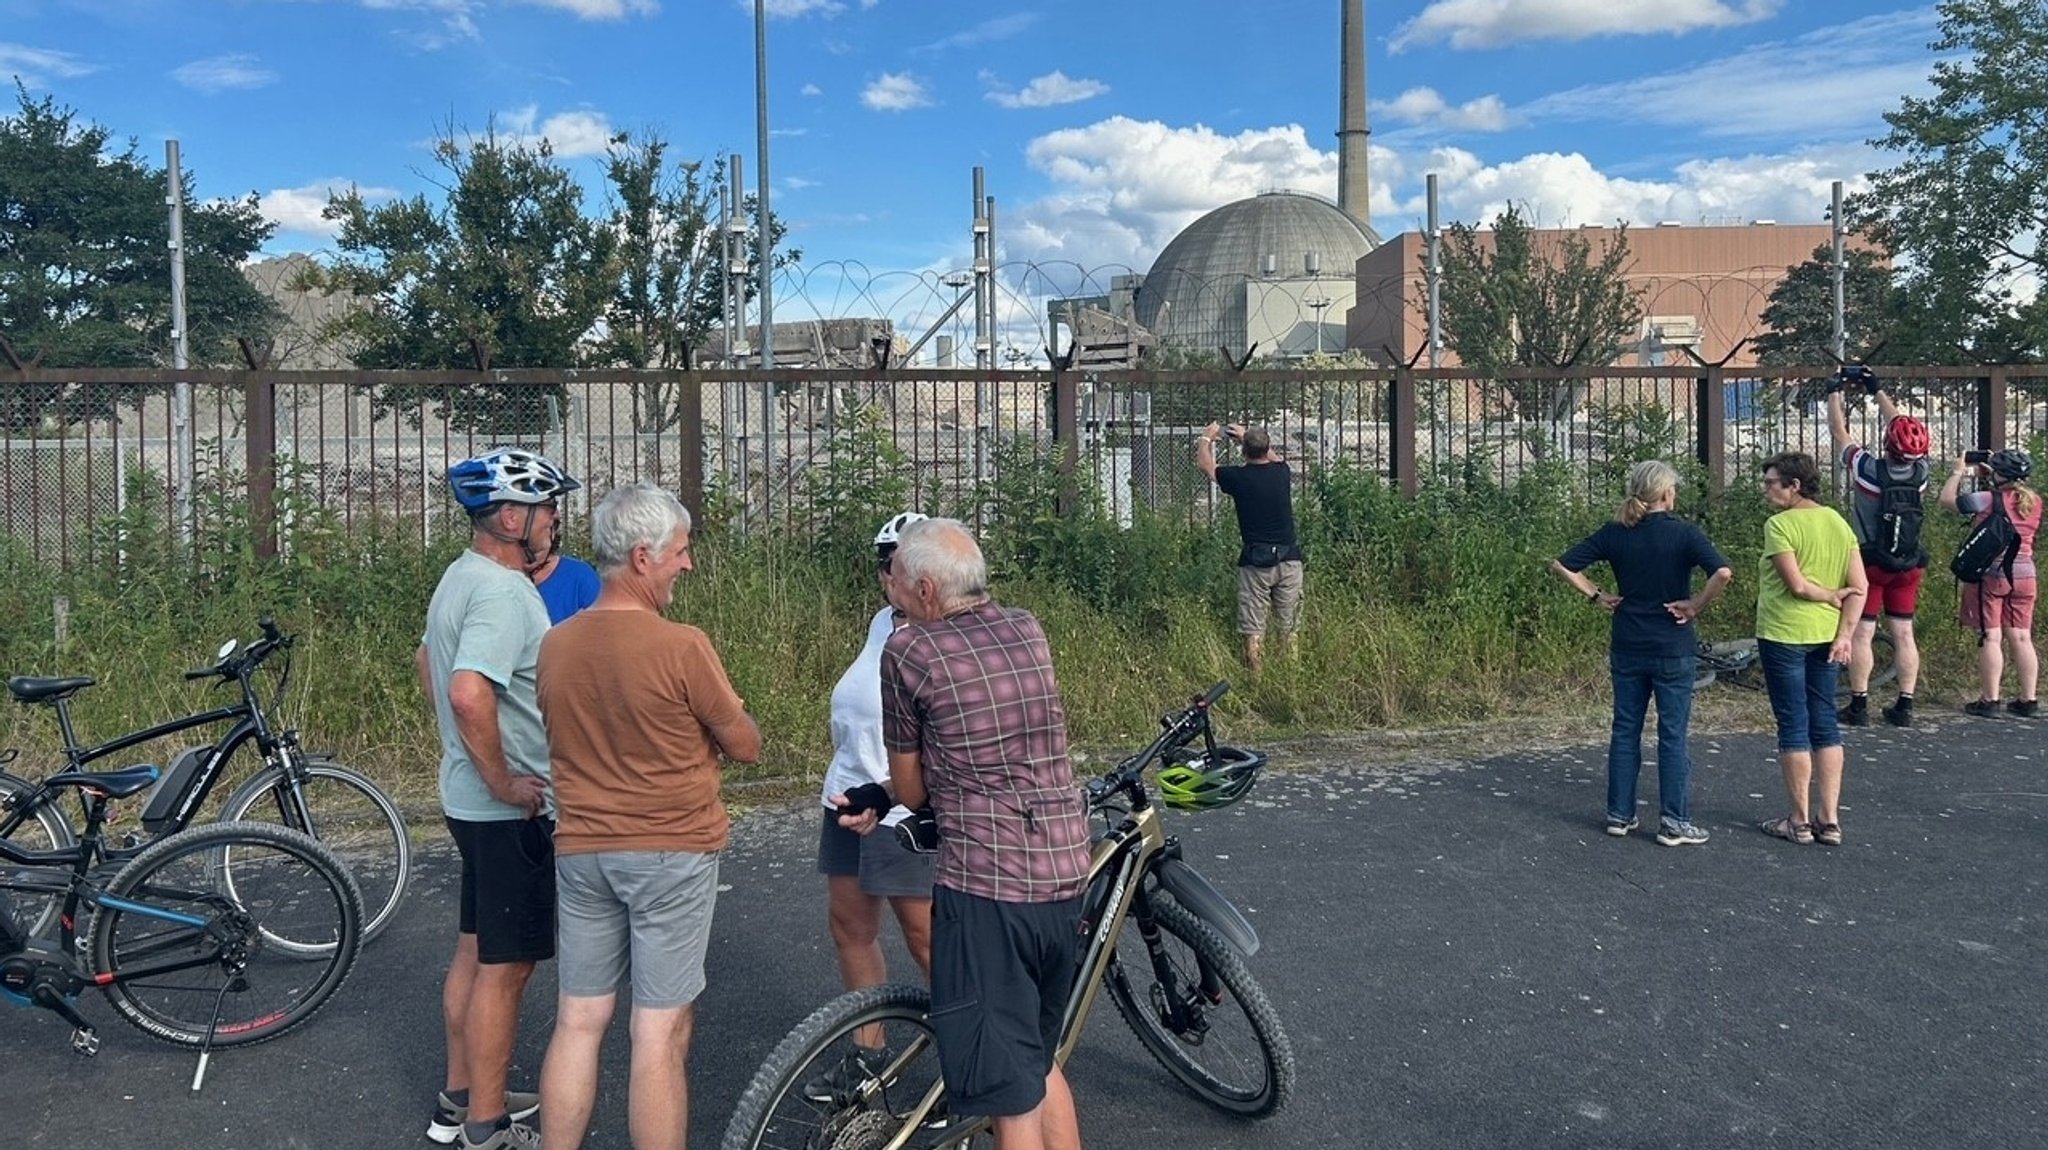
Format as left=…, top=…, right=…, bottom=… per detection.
left=806, top=512, right=936, bottom=1097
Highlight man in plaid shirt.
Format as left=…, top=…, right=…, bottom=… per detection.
left=844, top=517, right=1091, bottom=1149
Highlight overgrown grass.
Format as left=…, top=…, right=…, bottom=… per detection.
left=0, top=445, right=2002, bottom=813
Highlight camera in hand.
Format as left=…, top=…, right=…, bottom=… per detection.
left=1966, top=449, right=1992, bottom=466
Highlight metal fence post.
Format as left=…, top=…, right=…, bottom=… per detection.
left=1979, top=367, right=2008, bottom=450
left=679, top=372, right=705, bottom=523
left=1389, top=367, right=1417, bottom=498
left=1695, top=362, right=1726, bottom=494
left=1053, top=368, right=1079, bottom=516
left=245, top=369, right=278, bottom=560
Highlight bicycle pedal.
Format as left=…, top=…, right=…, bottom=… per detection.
left=71, top=1027, right=100, bottom=1056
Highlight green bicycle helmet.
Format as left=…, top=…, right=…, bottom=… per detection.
left=1157, top=746, right=1266, bottom=810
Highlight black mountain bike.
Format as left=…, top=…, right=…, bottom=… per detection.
left=0, top=617, right=408, bottom=949
left=721, top=682, right=1294, bottom=1150
left=0, top=753, right=362, bottom=1088
left=1693, top=629, right=1898, bottom=697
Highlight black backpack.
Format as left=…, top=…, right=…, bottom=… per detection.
left=1950, top=489, right=2022, bottom=586
left=1869, top=463, right=1928, bottom=571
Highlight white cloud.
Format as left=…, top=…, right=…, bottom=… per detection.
left=500, top=105, right=616, bottom=156
left=915, top=13, right=1038, bottom=53
left=861, top=72, right=931, bottom=112
left=1013, top=117, right=1340, bottom=270
left=360, top=0, right=481, bottom=46
left=1378, top=87, right=1511, bottom=132
left=1392, top=0, right=1780, bottom=52
left=1004, top=114, right=1875, bottom=275
left=260, top=179, right=401, bottom=238
left=1524, top=10, right=1943, bottom=140
left=986, top=70, right=1110, bottom=110
left=800, top=82, right=822, bottom=96
left=783, top=175, right=818, bottom=190
left=0, top=42, right=95, bottom=86
left=517, top=0, right=658, bottom=17
left=171, top=54, right=277, bottom=93
left=759, top=0, right=845, bottom=17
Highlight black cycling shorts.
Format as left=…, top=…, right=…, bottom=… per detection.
left=927, top=884, right=1081, bottom=1116
left=446, top=815, right=556, bottom=964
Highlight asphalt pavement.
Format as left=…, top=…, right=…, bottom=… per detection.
left=2, top=711, right=2042, bottom=1149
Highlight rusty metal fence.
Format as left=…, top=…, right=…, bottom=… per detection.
left=5, top=365, right=2046, bottom=570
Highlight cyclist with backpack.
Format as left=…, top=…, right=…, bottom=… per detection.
left=1828, top=366, right=1929, bottom=727
left=1939, top=449, right=2040, bottom=718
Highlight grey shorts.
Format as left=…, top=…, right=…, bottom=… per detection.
left=1236, top=560, right=1305, bottom=636
left=555, top=849, right=719, bottom=1008
left=816, top=809, right=936, bottom=900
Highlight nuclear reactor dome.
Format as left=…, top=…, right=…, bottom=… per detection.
left=1134, top=191, right=1380, bottom=353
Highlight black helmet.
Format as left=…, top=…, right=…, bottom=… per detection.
left=1989, top=448, right=2033, bottom=484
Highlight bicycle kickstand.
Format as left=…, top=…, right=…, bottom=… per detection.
left=191, top=975, right=247, bottom=1093
left=29, top=984, right=100, bottom=1056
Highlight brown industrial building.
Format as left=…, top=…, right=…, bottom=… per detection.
left=1346, top=222, right=1838, bottom=368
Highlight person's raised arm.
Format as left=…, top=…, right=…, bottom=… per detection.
left=1939, top=456, right=1969, bottom=513
left=1827, top=388, right=1851, bottom=457
left=1195, top=421, right=1222, bottom=482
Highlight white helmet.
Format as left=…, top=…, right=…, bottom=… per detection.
left=874, top=511, right=928, bottom=548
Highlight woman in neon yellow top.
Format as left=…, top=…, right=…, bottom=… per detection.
left=1755, top=452, right=1868, bottom=848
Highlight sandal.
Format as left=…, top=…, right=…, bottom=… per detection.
left=1760, top=816, right=1814, bottom=845
left=1813, top=821, right=1843, bottom=846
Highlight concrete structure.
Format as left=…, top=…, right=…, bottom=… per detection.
left=1134, top=192, right=1378, bottom=357
left=1346, top=222, right=1839, bottom=367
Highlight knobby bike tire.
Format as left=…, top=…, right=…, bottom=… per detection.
left=0, top=772, right=78, bottom=940
left=721, top=982, right=986, bottom=1150
left=220, top=758, right=409, bottom=947
left=1105, top=895, right=1296, bottom=1118
left=90, top=822, right=362, bottom=1049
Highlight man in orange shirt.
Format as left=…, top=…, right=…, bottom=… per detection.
left=533, top=482, right=762, bottom=1150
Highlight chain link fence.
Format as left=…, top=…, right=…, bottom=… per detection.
left=4, top=365, right=2046, bottom=570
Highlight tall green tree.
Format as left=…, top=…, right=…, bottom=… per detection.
left=1434, top=206, right=1644, bottom=445
left=1753, top=243, right=1900, bottom=365
left=1851, top=0, right=2048, bottom=362
left=0, top=86, right=278, bottom=430
left=305, top=126, right=616, bottom=437
left=592, top=132, right=796, bottom=432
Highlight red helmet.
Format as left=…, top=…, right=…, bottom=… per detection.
left=1883, top=416, right=1930, bottom=461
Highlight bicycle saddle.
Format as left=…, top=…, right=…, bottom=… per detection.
left=7, top=676, right=96, bottom=704
left=47, top=765, right=160, bottom=798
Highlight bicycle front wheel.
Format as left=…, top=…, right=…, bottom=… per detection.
left=90, top=822, right=362, bottom=1049
left=1106, top=894, right=1296, bottom=1117
left=721, top=982, right=984, bottom=1150
left=0, top=773, right=77, bottom=939
left=220, top=758, right=409, bottom=947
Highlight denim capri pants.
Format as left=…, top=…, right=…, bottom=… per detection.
left=1758, top=638, right=1842, bottom=753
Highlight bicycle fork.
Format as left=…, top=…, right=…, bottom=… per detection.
left=1132, top=893, right=1222, bottom=1042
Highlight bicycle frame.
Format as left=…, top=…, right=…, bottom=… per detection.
left=0, top=790, right=230, bottom=988
left=2, top=628, right=304, bottom=849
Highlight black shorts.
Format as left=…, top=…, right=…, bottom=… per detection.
left=446, top=816, right=557, bottom=964
left=816, top=808, right=936, bottom=899
left=928, top=885, right=1082, bottom=1117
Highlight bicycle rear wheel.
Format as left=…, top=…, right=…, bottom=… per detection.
left=721, top=983, right=985, bottom=1150
left=0, top=773, right=77, bottom=939
left=90, top=822, right=361, bottom=1049
left=1106, top=894, right=1295, bottom=1117
left=220, top=758, right=409, bottom=948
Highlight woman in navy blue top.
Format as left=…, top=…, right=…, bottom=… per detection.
left=1552, top=460, right=1734, bottom=847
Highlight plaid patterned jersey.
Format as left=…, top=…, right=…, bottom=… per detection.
left=881, top=601, right=1092, bottom=904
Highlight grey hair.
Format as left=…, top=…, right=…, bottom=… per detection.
left=590, top=483, right=692, bottom=574
left=1618, top=459, right=1679, bottom=527
left=893, top=517, right=987, bottom=605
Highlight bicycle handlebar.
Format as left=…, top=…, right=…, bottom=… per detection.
left=1084, top=682, right=1228, bottom=808
left=190, top=618, right=295, bottom=683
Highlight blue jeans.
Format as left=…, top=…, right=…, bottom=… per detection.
left=1607, top=649, right=1697, bottom=825
left=1758, top=639, right=1842, bottom=753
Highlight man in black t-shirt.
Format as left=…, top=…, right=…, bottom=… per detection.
left=1197, top=421, right=1303, bottom=672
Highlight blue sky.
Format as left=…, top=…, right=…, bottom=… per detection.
left=4, top=0, right=1942, bottom=340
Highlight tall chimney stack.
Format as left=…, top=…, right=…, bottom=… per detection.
left=1337, top=0, right=1371, bottom=232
